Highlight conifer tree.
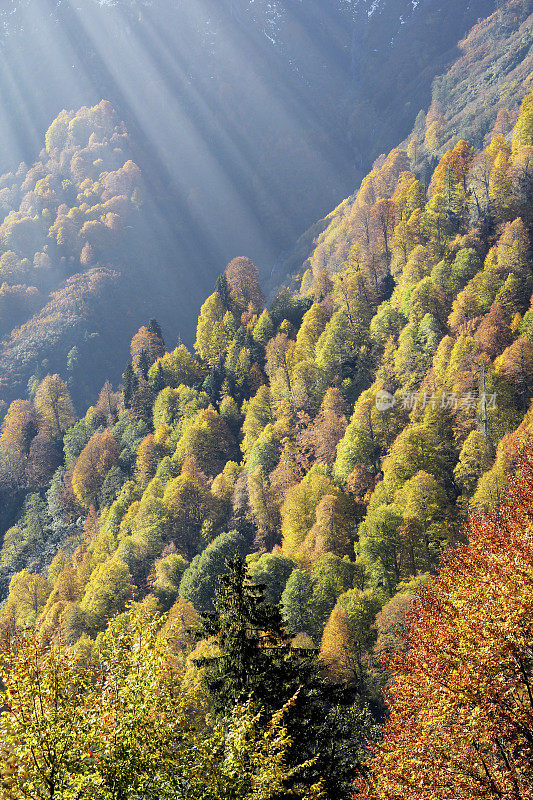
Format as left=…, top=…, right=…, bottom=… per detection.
left=195, top=557, right=374, bottom=800
left=123, top=362, right=138, bottom=409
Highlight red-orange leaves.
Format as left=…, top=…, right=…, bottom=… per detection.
left=358, top=446, right=533, bottom=800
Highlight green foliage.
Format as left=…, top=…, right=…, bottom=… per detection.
left=281, top=568, right=316, bottom=636
left=148, top=344, right=203, bottom=390
left=152, top=551, right=189, bottom=609
left=195, top=558, right=375, bottom=799
left=1, top=83, right=533, bottom=800
left=281, top=468, right=338, bottom=556
left=179, top=531, right=247, bottom=614
left=153, top=385, right=209, bottom=430
left=80, top=557, right=134, bottom=632
left=248, top=552, right=295, bottom=605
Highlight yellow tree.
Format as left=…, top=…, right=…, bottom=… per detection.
left=195, top=292, right=232, bottom=366
left=0, top=630, right=94, bottom=800
left=34, top=375, right=75, bottom=437
left=224, top=256, right=264, bottom=315
left=512, top=90, right=533, bottom=152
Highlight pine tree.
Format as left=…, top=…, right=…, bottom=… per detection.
left=123, top=362, right=137, bottom=409
left=195, top=557, right=375, bottom=800
left=137, top=348, right=151, bottom=380
left=147, top=317, right=164, bottom=346
left=195, top=557, right=294, bottom=715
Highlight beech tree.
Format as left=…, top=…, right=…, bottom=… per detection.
left=71, top=428, right=119, bottom=508
left=34, top=375, right=75, bottom=437
left=281, top=568, right=316, bottom=636
left=195, top=292, right=233, bottom=366
left=80, top=557, right=134, bottom=632
left=281, top=468, right=338, bottom=557
left=0, top=399, right=38, bottom=458
left=224, top=256, right=264, bottom=316
left=358, top=447, right=533, bottom=800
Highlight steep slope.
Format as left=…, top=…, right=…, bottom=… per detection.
left=0, top=0, right=513, bottom=415
left=0, top=0, right=497, bottom=286
left=0, top=89, right=531, bottom=719
left=0, top=101, right=220, bottom=414
left=271, top=0, right=532, bottom=290
left=405, top=0, right=533, bottom=174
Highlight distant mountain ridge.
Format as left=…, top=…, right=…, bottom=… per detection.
left=0, top=0, right=519, bottom=415
left=271, top=0, right=531, bottom=291
left=0, top=0, right=497, bottom=263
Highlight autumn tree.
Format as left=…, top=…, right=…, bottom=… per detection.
left=195, top=292, right=233, bottom=366
left=148, top=343, right=203, bottom=389
left=71, top=428, right=119, bottom=508
left=163, top=468, right=218, bottom=559
left=34, top=375, right=75, bottom=437
left=0, top=399, right=38, bottom=459
left=80, top=556, right=134, bottom=632
left=281, top=468, right=338, bottom=557
left=224, top=256, right=264, bottom=316
left=0, top=629, right=94, bottom=799
left=358, top=446, right=533, bottom=800
left=130, top=325, right=166, bottom=373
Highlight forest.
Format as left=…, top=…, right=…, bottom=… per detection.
left=0, top=43, right=532, bottom=795
left=0, top=0, right=530, bottom=424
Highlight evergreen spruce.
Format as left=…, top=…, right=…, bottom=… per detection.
left=137, top=349, right=151, bottom=380
left=123, top=362, right=138, bottom=408
left=147, top=317, right=164, bottom=346
left=195, top=557, right=375, bottom=800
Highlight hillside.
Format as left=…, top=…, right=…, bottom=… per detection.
left=0, top=1, right=498, bottom=326
left=271, top=0, right=532, bottom=289
left=1, top=2, right=533, bottom=796
left=0, top=83, right=532, bottom=795
left=0, top=101, right=214, bottom=414
left=0, top=2, right=529, bottom=418
left=1, top=1, right=529, bottom=419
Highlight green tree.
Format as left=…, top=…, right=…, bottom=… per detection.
left=281, top=568, right=316, bottom=636
left=179, top=531, right=247, bottom=614
left=455, top=429, right=494, bottom=502
left=311, top=553, right=357, bottom=634
left=148, top=344, right=203, bottom=389
left=80, top=557, right=134, bottom=632
left=195, top=558, right=374, bottom=800
left=195, top=292, right=232, bottom=366
left=248, top=552, right=294, bottom=605
left=281, top=468, right=338, bottom=556
left=252, top=308, right=275, bottom=346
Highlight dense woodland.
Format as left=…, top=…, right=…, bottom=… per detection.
left=0, top=73, right=532, bottom=797
left=0, top=100, right=147, bottom=410
left=272, top=0, right=533, bottom=284
left=0, top=0, right=501, bottom=254
left=0, top=0, right=530, bottom=420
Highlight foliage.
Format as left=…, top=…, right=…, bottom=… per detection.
left=357, top=448, right=533, bottom=799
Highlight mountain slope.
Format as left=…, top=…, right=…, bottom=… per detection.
left=1, top=87, right=532, bottom=675
left=0, top=0, right=497, bottom=282
left=271, top=0, right=532, bottom=290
